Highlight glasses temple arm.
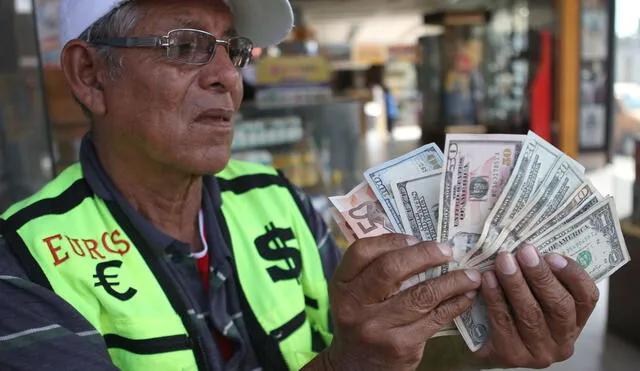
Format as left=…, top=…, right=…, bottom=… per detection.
left=90, top=37, right=162, bottom=48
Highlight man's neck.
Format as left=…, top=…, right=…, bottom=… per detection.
left=94, top=139, right=203, bottom=248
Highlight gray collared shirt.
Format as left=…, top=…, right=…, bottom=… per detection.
left=0, top=135, right=341, bottom=371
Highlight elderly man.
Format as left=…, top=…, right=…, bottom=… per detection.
left=0, top=0, right=598, bottom=370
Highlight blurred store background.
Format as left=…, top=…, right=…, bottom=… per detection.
left=3, top=0, right=640, bottom=369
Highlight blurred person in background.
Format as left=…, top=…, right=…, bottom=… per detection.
left=0, top=0, right=598, bottom=370
left=366, top=64, right=399, bottom=134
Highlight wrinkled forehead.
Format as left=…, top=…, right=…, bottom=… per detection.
left=132, top=0, right=236, bottom=37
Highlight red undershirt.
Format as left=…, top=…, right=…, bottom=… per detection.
left=194, top=213, right=235, bottom=362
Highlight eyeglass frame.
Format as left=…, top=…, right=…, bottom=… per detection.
left=88, top=28, right=254, bottom=66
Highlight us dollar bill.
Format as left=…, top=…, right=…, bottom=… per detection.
left=455, top=295, right=490, bottom=352
left=533, top=197, right=630, bottom=283
left=478, top=182, right=602, bottom=263
left=468, top=156, right=585, bottom=267
left=457, top=197, right=630, bottom=352
left=463, top=131, right=582, bottom=265
left=437, top=134, right=525, bottom=267
left=505, top=182, right=602, bottom=251
left=391, top=170, right=449, bottom=294
left=364, top=144, right=443, bottom=233
left=474, top=194, right=602, bottom=270
left=391, top=170, right=442, bottom=241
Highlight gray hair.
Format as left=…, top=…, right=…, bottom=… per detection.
left=74, top=1, right=138, bottom=118
left=78, top=0, right=139, bottom=79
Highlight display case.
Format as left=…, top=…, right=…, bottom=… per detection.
left=0, top=5, right=55, bottom=212
left=235, top=99, right=362, bottom=217
left=236, top=100, right=362, bottom=250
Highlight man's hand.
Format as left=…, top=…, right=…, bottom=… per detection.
left=325, top=235, right=481, bottom=371
left=476, top=245, right=599, bottom=368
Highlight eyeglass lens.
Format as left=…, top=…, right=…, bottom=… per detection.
left=167, top=29, right=252, bottom=67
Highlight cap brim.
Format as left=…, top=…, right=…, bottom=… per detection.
left=227, top=0, right=293, bottom=47
left=60, top=0, right=293, bottom=48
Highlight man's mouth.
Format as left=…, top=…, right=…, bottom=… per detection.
left=195, top=109, right=234, bottom=127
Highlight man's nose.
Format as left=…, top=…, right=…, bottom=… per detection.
left=199, top=44, right=241, bottom=93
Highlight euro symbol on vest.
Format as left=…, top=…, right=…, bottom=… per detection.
left=93, top=260, right=138, bottom=301
left=254, top=222, right=302, bottom=283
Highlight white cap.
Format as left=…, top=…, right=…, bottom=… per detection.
left=59, top=0, right=294, bottom=47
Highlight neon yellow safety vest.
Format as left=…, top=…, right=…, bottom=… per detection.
left=0, top=160, right=332, bottom=370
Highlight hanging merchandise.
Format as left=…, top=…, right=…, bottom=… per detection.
left=578, top=0, right=613, bottom=153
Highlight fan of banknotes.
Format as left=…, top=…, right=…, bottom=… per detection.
left=329, top=131, right=630, bottom=352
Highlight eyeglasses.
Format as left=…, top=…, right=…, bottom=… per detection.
left=90, top=28, right=254, bottom=67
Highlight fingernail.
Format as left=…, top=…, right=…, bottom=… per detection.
left=545, top=254, right=568, bottom=269
left=483, top=271, right=498, bottom=289
left=518, top=244, right=540, bottom=267
left=438, top=243, right=453, bottom=256
left=497, top=253, right=518, bottom=275
left=466, top=290, right=477, bottom=299
left=405, top=236, right=420, bottom=246
left=465, top=269, right=481, bottom=283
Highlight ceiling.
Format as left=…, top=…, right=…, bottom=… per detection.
left=291, top=0, right=494, bottom=45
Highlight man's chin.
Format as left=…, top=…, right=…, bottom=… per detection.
left=193, top=151, right=231, bottom=175
left=191, top=156, right=231, bottom=175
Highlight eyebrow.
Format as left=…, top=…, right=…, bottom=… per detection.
left=224, top=27, right=238, bottom=38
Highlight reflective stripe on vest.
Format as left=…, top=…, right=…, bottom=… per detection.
left=1, top=160, right=332, bottom=370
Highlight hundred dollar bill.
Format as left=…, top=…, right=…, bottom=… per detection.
left=328, top=182, right=394, bottom=239
left=534, top=197, right=630, bottom=283
left=467, top=156, right=585, bottom=267
left=391, top=170, right=442, bottom=241
left=462, top=131, right=583, bottom=265
left=474, top=182, right=602, bottom=267
left=364, top=144, right=443, bottom=233
left=502, top=182, right=602, bottom=252
left=455, top=295, right=490, bottom=352
left=457, top=197, right=630, bottom=352
left=437, top=134, right=525, bottom=266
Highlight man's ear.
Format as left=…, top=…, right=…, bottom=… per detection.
left=60, top=41, right=107, bottom=116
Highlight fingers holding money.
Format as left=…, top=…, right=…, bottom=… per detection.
left=351, top=240, right=457, bottom=302
left=380, top=269, right=481, bottom=326
left=545, top=254, right=600, bottom=329
left=328, top=237, right=480, bottom=371
left=496, top=253, right=549, bottom=352
left=334, top=234, right=418, bottom=283
left=493, top=251, right=555, bottom=366
left=478, top=249, right=587, bottom=368
left=477, top=270, right=532, bottom=367
left=395, top=293, right=478, bottom=347
left=516, top=246, right=578, bottom=349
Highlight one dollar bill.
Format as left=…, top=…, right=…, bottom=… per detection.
left=473, top=182, right=602, bottom=268
left=501, top=182, right=602, bottom=253
left=456, top=197, right=630, bottom=352
left=533, top=196, right=630, bottom=283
